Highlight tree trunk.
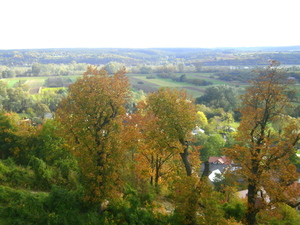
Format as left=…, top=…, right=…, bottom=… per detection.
left=201, top=161, right=210, bottom=180
left=180, top=145, right=192, bottom=176
left=245, top=182, right=259, bottom=225
left=155, top=163, right=159, bottom=187
left=150, top=176, right=153, bottom=186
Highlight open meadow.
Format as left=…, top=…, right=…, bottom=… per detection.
left=128, top=73, right=247, bottom=98
left=1, top=73, right=248, bottom=98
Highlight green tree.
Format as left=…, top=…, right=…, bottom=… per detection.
left=2, top=69, right=15, bottom=78
left=194, top=61, right=202, bottom=72
left=140, top=65, right=153, bottom=74
left=224, top=61, right=300, bottom=225
left=0, top=81, right=8, bottom=110
left=34, top=102, right=50, bottom=117
left=200, top=134, right=225, bottom=161
left=103, top=61, right=125, bottom=74
left=177, top=62, right=185, bottom=73
left=56, top=66, right=130, bottom=211
left=196, top=85, right=239, bottom=111
left=3, top=86, right=33, bottom=113
left=41, top=89, right=67, bottom=112
left=125, top=89, right=145, bottom=114
left=31, top=63, right=41, bottom=76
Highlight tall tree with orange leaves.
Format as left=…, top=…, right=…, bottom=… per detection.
left=126, top=109, right=182, bottom=188
left=224, top=61, right=300, bottom=225
left=123, top=87, right=199, bottom=189
left=142, top=87, right=199, bottom=177
left=56, top=66, right=130, bottom=212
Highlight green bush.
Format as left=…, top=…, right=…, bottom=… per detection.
left=29, top=156, right=53, bottom=190
left=44, top=186, right=87, bottom=224
left=0, top=185, right=94, bottom=225
left=0, top=182, right=174, bottom=224
left=53, top=158, right=79, bottom=189
left=222, top=201, right=246, bottom=222
left=0, top=186, right=48, bottom=225
left=102, top=185, right=169, bottom=225
left=0, top=159, right=34, bottom=188
left=257, top=203, right=300, bottom=225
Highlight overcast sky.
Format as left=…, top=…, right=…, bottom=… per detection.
left=1, top=0, right=299, bottom=49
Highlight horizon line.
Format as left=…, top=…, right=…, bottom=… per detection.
left=1, top=45, right=300, bottom=51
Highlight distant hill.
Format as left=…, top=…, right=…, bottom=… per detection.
left=1, top=46, right=300, bottom=66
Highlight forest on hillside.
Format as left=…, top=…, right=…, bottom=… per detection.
left=1, top=46, right=300, bottom=67
left=1, top=61, right=300, bottom=224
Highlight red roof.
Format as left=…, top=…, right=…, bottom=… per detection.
left=208, top=156, right=232, bottom=165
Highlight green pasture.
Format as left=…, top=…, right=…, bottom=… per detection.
left=185, top=74, right=241, bottom=86
left=2, top=77, right=47, bottom=88
left=132, top=76, right=189, bottom=87
left=185, top=89, right=204, bottom=98
left=1, top=73, right=249, bottom=99
left=1, top=76, right=81, bottom=89
left=24, top=79, right=46, bottom=88
left=130, top=75, right=206, bottom=98
left=67, top=75, right=82, bottom=82
left=187, top=73, right=215, bottom=77
left=130, top=73, right=243, bottom=87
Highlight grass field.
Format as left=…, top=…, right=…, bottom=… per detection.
left=132, top=76, right=189, bottom=87
left=2, top=77, right=47, bottom=88
left=24, top=79, right=46, bottom=88
left=1, top=73, right=248, bottom=99
left=1, top=76, right=83, bottom=88
left=129, top=75, right=205, bottom=97
left=128, top=73, right=249, bottom=98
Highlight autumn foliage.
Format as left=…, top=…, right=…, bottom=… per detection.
left=125, top=87, right=200, bottom=189
left=56, top=66, right=130, bottom=207
left=224, top=61, right=300, bottom=225
left=3, top=62, right=300, bottom=224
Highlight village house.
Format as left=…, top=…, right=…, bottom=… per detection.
left=200, top=156, right=234, bottom=182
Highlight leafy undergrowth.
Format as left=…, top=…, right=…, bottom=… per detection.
left=0, top=185, right=106, bottom=225
left=0, top=158, right=34, bottom=189
left=1, top=159, right=299, bottom=225
left=0, top=185, right=176, bottom=225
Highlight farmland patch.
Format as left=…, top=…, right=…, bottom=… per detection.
left=129, top=77, right=159, bottom=93
left=46, top=77, right=73, bottom=87
left=24, top=79, right=45, bottom=88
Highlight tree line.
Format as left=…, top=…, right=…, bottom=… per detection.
left=2, top=48, right=300, bottom=67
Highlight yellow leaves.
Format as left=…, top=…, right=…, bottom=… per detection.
left=197, top=111, right=208, bottom=125
left=124, top=88, right=199, bottom=187
left=56, top=66, right=130, bottom=204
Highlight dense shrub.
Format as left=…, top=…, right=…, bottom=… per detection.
left=0, top=185, right=97, bottom=225
left=257, top=203, right=300, bottom=225
left=0, top=159, right=34, bottom=188
left=0, top=186, right=48, bottom=225
left=222, top=201, right=246, bottom=222
left=102, top=185, right=169, bottom=225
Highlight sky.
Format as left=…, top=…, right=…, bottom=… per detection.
left=1, top=0, right=299, bottom=49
